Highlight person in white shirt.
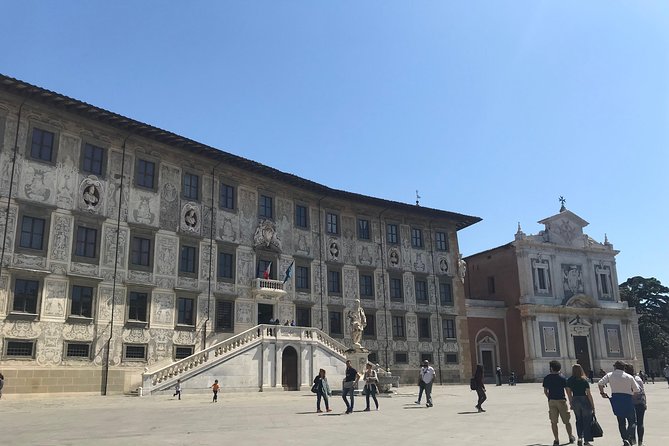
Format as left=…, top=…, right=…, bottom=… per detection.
left=598, top=361, right=640, bottom=446
left=420, top=360, right=436, bottom=408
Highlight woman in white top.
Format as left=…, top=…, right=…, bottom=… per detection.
left=363, top=363, right=379, bottom=411
left=625, top=364, right=646, bottom=446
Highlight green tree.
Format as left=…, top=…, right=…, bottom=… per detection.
left=619, top=276, right=669, bottom=361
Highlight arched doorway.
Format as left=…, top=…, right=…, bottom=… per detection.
left=281, top=346, right=298, bottom=390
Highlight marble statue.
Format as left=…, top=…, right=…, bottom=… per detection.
left=347, top=299, right=367, bottom=348
left=458, top=254, right=467, bottom=283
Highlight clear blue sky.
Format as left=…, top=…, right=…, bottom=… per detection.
left=1, top=1, right=667, bottom=286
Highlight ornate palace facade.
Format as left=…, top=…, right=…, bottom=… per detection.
left=0, top=74, right=480, bottom=394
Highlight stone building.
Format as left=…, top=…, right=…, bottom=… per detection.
left=464, top=204, right=643, bottom=382
left=0, top=74, right=480, bottom=394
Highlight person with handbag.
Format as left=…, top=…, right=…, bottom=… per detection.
left=313, top=368, right=332, bottom=413
left=362, top=363, right=379, bottom=411
left=342, top=360, right=359, bottom=414
left=625, top=364, right=647, bottom=446
left=566, top=364, right=595, bottom=446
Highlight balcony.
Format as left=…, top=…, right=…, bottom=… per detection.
left=251, top=278, right=286, bottom=299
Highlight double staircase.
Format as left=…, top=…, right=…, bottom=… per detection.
left=142, top=324, right=349, bottom=395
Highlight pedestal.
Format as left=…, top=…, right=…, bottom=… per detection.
left=346, top=347, right=370, bottom=374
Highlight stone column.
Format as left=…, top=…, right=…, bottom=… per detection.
left=562, top=316, right=574, bottom=359
left=624, top=319, right=636, bottom=360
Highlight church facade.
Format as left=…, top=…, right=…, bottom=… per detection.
left=464, top=205, right=643, bottom=381
left=0, top=74, right=479, bottom=394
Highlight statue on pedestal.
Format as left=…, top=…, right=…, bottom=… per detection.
left=458, top=254, right=467, bottom=284
left=347, top=299, right=367, bottom=349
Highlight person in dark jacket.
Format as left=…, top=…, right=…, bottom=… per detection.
left=342, top=360, right=359, bottom=414
left=474, top=364, right=487, bottom=412
left=313, top=368, right=332, bottom=413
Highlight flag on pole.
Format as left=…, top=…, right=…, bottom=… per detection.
left=263, top=262, right=272, bottom=280
left=283, top=261, right=294, bottom=284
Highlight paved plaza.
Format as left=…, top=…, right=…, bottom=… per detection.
left=2, top=382, right=668, bottom=446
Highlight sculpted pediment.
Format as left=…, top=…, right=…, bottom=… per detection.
left=538, top=210, right=589, bottom=247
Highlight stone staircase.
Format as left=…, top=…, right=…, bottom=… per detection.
left=142, top=324, right=349, bottom=395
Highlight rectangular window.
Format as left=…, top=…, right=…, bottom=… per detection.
left=439, top=281, right=453, bottom=305
left=386, top=224, right=398, bottom=244
left=259, top=194, right=273, bottom=219
left=13, top=279, right=39, bottom=314
left=600, top=273, right=609, bottom=295
left=368, top=352, right=378, bottom=363
left=435, top=231, right=449, bottom=251
left=179, top=244, right=197, bottom=274
left=411, top=227, right=423, bottom=248
left=487, top=276, right=496, bottom=294
left=257, top=259, right=273, bottom=279
left=131, top=236, right=152, bottom=268
left=363, top=313, right=376, bottom=338
left=215, top=300, right=234, bottom=332
left=392, top=315, right=405, bottom=338
left=357, top=219, right=370, bottom=240
left=443, top=318, right=456, bottom=339
left=538, top=269, right=547, bottom=290
left=446, top=353, right=458, bottom=363
left=220, top=183, right=235, bottom=210
left=328, top=269, right=341, bottom=294
left=295, top=204, right=308, bottom=229
left=174, top=345, right=194, bottom=360
left=182, top=173, right=200, bottom=200
left=418, top=316, right=431, bottom=340
left=394, top=352, right=408, bottom=364
left=532, top=259, right=552, bottom=295
left=415, top=279, right=428, bottom=303
left=217, top=251, right=234, bottom=281
left=326, top=212, right=339, bottom=235
left=75, top=226, right=98, bottom=258
left=19, top=216, right=46, bottom=251
left=296, top=307, right=311, bottom=327
left=82, top=143, right=105, bottom=176
left=66, top=343, right=91, bottom=359
left=70, top=285, right=94, bottom=318
left=30, top=127, right=55, bottom=162
left=329, top=310, right=343, bottom=335
left=136, top=159, right=156, bottom=189
left=177, top=297, right=195, bottom=326
left=124, top=344, right=147, bottom=361
left=128, top=291, right=148, bottom=322
left=359, top=273, right=374, bottom=298
left=296, top=265, right=310, bottom=291
left=390, top=277, right=403, bottom=301
left=5, top=340, right=35, bottom=358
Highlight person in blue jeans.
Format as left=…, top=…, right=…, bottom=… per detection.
left=566, top=364, right=595, bottom=446
left=341, top=360, right=359, bottom=414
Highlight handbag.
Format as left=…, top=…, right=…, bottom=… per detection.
left=311, top=382, right=319, bottom=393
left=590, top=415, right=603, bottom=438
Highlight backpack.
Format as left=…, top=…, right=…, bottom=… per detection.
left=470, top=378, right=477, bottom=390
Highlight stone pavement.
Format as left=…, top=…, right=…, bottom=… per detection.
left=2, top=382, right=668, bottom=446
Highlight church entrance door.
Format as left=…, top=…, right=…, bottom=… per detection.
left=574, top=336, right=591, bottom=374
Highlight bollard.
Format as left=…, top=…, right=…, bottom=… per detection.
left=138, top=386, right=143, bottom=397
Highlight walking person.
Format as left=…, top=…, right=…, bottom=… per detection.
left=173, top=379, right=182, bottom=400
left=0, top=372, right=4, bottom=399
left=473, top=364, right=487, bottom=412
left=341, top=360, right=358, bottom=414
left=566, top=364, right=595, bottom=446
left=598, top=361, right=640, bottom=446
left=663, top=365, right=669, bottom=387
left=415, top=365, right=426, bottom=405
left=313, top=369, right=332, bottom=413
left=211, top=379, right=220, bottom=403
left=420, top=359, right=436, bottom=408
left=496, top=366, right=502, bottom=386
left=363, top=363, right=379, bottom=411
left=625, top=364, right=646, bottom=446
left=543, top=360, right=576, bottom=446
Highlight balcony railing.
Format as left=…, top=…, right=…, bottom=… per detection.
left=252, top=278, right=285, bottom=296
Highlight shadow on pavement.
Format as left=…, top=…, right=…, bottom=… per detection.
left=457, top=411, right=481, bottom=414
